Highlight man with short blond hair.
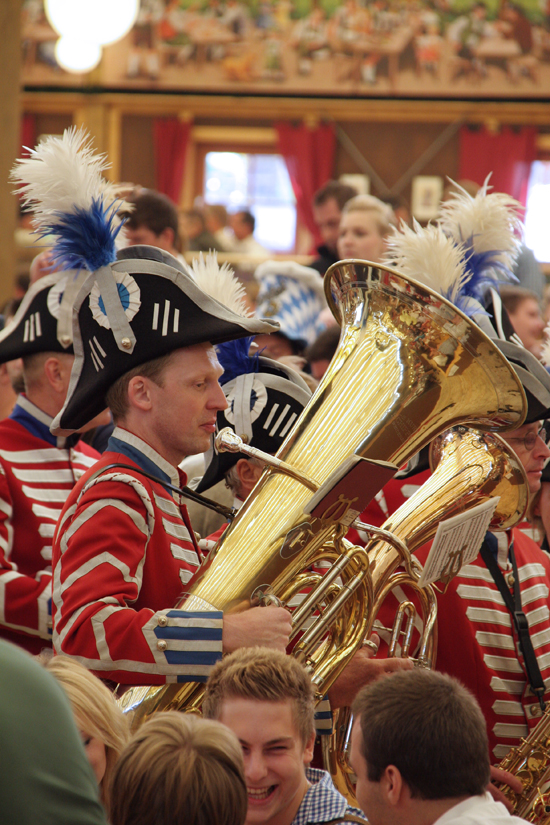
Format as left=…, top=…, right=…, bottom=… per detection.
left=204, top=647, right=367, bottom=825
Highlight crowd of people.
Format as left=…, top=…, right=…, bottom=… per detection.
left=119, top=191, right=270, bottom=259
left=1, top=128, right=550, bottom=825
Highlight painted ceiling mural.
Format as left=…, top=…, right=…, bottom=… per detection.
left=22, top=0, right=550, bottom=97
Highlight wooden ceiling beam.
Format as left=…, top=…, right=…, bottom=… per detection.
left=22, top=90, right=550, bottom=127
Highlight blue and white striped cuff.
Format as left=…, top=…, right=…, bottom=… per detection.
left=146, top=608, right=223, bottom=682
left=315, top=696, right=333, bottom=735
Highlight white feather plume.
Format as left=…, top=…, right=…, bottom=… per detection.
left=384, top=220, right=469, bottom=305
left=190, top=252, right=252, bottom=318
left=11, top=126, right=118, bottom=229
left=439, top=176, right=522, bottom=269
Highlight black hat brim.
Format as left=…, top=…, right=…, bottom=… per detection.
left=0, top=273, right=74, bottom=362
left=495, top=340, right=550, bottom=424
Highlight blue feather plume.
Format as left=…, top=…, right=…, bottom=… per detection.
left=41, top=197, right=124, bottom=272
left=216, top=337, right=259, bottom=385
left=459, top=237, right=519, bottom=306
left=453, top=294, right=488, bottom=318
left=10, top=127, right=127, bottom=275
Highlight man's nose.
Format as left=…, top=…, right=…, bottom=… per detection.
left=245, top=750, right=268, bottom=783
left=537, top=438, right=550, bottom=460
left=209, top=381, right=228, bottom=412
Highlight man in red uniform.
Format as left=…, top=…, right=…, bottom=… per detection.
left=0, top=273, right=102, bottom=652
left=51, top=245, right=292, bottom=686
left=431, top=419, right=550, bottom=760
left=375, top=320, right=550, bottom=763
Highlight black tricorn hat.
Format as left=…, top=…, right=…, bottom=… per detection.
left=0, top=270, right=87, bottom=363
left=478, top=288, right=550, bottom=425
left=196, top=348, right=311, bottom=493
left=51, top=247, right=280, bottom=435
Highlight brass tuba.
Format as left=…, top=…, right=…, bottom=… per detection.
left=325, top=424, right=529, bottom=801
left=119, top=260, right=526, bottom=724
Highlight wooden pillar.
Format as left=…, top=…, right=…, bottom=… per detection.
left=106, top=106, right=122, bottom=184
left=0, top=0, right=22, bottom=306
left=74, top=99, right=110, bottom=157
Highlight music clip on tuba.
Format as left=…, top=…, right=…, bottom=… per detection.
left=119, top=260, right=527, bottom=729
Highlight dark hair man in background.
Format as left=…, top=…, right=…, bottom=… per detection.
left=229, top=210, right=269, bottom=256
left=311, top=180, right=357, bottom=275
left=351, top=669, right=527, bottom=825
left=123, top=190, right=185, bottom=263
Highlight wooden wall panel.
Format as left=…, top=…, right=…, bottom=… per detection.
left=335, top=121, right=458, bottom=204
left=120, top=115, right=155, bottom=190
left=35, top=113, right=72, bottom=140
left=18, top=91, right=550, bottom=254
left=0, top=0, right=22, bottom=305
left=115, top=114, right=461, bottom=213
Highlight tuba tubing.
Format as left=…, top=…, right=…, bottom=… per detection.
left=322, top=425, right=529, bottom=805
left=118, top=261, right=527, bottom=725
left=364, top=425, right=529, bottom=643
left=311, top=424, right=528, bottom=697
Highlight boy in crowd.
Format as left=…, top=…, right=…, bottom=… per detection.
left=203, top=647, right=367, bottom=825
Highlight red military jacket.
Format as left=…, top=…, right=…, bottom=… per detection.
left=0, top=396, right=98, bottom=653
left=52, top=428, right=223, bottom=685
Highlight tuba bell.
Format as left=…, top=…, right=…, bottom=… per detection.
left=119, top=260, right=527, bottom=725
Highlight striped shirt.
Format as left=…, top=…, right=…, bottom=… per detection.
left=52, top=427, right=223, bottom=685
left=377, top=529, right=550, bottom=761
left=0, top=396, right=97, bottom=652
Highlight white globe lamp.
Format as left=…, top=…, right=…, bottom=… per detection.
left=45, top=0, right=139, bottom=47
left=54, top=36, right=102, bottom=74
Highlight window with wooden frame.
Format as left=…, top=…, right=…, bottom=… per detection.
left=191, top=128, right=297, bottom=253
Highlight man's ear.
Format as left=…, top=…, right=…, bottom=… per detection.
left=236, top=458, right=263, bottom=489
left=127, top=375, right=153, bottom=412
left=43, top=356, right=71, bottom=395
left=302, top=731, right=316, bottom=766
left=159, top=226, right=175, bottom=249
left=380, top=765, right=405, bottom=807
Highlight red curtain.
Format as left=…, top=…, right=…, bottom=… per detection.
left=458, top=125, right=536, bottom=207
left=153, top=117, right=191, bottom=204
left=275, top=121, right=336, bottom=246
left=20, top=113, right=37, bottom=157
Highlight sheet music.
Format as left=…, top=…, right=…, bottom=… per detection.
left=417, top=497, right=500, bottom=588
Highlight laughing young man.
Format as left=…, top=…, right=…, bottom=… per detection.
left=203, top=647, right=367, bottom=825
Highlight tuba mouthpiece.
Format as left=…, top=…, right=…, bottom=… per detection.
left=215, top=428, right=243, bottom=454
